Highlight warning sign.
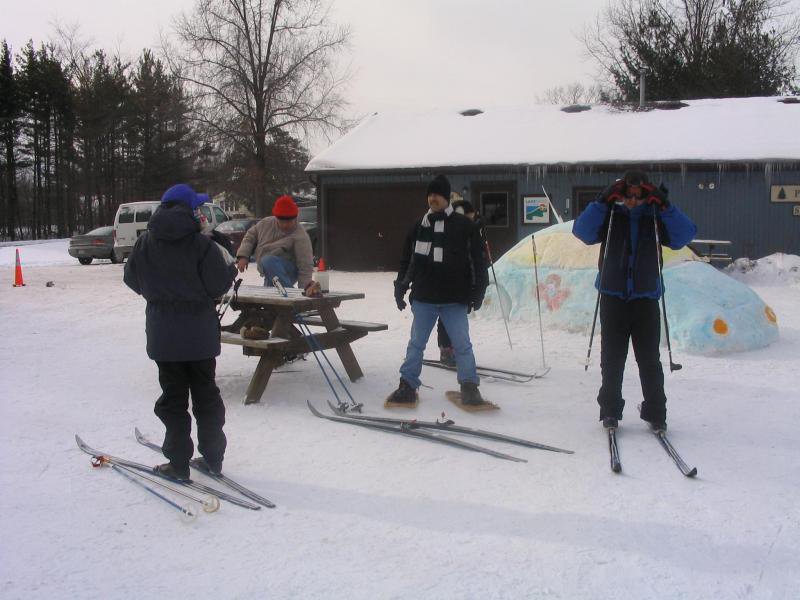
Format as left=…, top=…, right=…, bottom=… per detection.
left=771, top=185, right=800, bottom=202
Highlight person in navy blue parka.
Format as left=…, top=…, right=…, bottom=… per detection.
left=572, top=171, right=697, bottom=431
left=124, top=183, right=237, bottom=481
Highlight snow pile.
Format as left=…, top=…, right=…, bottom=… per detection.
left=725, top=253, right=800, bottom=287
left=479, top=222, right=779, bottom=355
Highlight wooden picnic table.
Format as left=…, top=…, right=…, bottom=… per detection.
left=221, top=285, right=387, bottom=405
left=689, top=239, right=733, bottom=264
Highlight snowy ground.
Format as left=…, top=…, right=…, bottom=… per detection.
left=1, top=241, right=799, bottom=600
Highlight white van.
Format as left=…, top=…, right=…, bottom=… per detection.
left=113, top=200, right=230, bottom=261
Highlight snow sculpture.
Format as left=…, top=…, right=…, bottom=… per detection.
left=479, top=221, right=778, bottom=355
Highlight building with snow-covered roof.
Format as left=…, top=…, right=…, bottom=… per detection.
left=305, top=97, right=800, bottom=270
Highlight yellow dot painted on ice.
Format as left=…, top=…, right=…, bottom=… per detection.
left=713, top=318, right=729, bottom=336
left=765, top=306, right=777, bottom=324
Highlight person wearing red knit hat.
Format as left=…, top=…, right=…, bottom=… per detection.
left=235, top=195, right=319, bottom=296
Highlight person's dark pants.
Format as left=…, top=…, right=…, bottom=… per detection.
left=437, top=319, right=451, bottom=348
left=597, top=295, right=667, bottom=423
left=154, top=359, right=227, bottom=470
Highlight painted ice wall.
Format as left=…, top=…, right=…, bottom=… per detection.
left=478, top=222, right=779, bottom=355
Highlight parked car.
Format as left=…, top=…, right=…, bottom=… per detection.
left=214, top=218, right=259, bottom=256
left=69, top=226, right=117, bottom=265
left=113, top=200, right=230, bottom=262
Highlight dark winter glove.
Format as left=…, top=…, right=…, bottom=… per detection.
left=643, top=183, right=670, bottom=210
left=599, top=179, right=626, bottom=205
left=467, top=290, right=485, bottom=314
left=303, top=280, right=322, bottom=298
left=394, top=280, right=408, bottom=311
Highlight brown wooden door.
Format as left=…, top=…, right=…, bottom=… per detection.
left=325, top=185, right=427, bottom=271
left=472, top=182, right=518, bottom=260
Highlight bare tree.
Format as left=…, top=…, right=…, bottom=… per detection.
left=165, top=0, right=351, bottom=215
left=536, top=82, right=604, bottom=105
left=581, top=0, right=800, bottom=101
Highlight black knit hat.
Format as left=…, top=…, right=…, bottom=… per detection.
left=426, top=174, right=451, bottom=202
left=623, top=170, right=650, bottom=186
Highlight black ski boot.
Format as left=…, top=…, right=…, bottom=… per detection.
left=602, top=417, right=619, bottom=429
left=645, top=419, right=667, bottom=433
left=387, top=378, right=418, bottom=404
left=460, top=382, right=485, bottom=406
left=153, top=462, right=190, bottom=482
left=194, top=457, right=223, bottom=476
left=638, top=404, right=667, bottom=432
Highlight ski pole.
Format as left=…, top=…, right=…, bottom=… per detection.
left=272, top=276, right=362, bottom=412
left=218, top=278, right=243, bottom=323
left=585, top=207, right=616, bottom=371
left=484, top=239, right=513, bottom=350
left=108, top=463, right=199, bottom=522
left=652, top=211, right=682, bottom=372
left=530, top=234, right=548, bottom=372
left=112, top=462, right=220, bottom=513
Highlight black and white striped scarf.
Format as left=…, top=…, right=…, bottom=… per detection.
left=414, top=205, right=453, bottom=264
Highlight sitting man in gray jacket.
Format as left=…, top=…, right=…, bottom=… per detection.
left=235, top=195, right=316, bottom=294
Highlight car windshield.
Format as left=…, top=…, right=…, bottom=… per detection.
left=217, top=220, right=253, bottom=233
left=298, top=206, right=317, bottom=223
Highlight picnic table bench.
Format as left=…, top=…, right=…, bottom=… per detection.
left=221, top=285, right=387, bottom=405
left=690, top=239, right=733, bottom=264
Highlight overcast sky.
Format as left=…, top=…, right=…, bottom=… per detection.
left=2, top=0, right=765, bottom=154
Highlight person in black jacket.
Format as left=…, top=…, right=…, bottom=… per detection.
left=572, top=171, right=697, bottom=432
left=124, top=183, right=237, bottom=481
left=436, top=199, right=483, bottom=366
left=389, top=175, right=490, bottom=406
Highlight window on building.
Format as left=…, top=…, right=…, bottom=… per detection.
left=480, top=192, right=509, bottom=227
left=573, top=187, right=604, bottom=217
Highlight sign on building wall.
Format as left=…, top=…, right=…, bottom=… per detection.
left=770, top=185, right=800, bottom=202
left=523, top=195, right=549, bottom=224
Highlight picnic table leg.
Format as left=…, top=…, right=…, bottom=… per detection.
left=244, top=355, right=276, bottom=405
left=317, top=306, right=364, bottom=382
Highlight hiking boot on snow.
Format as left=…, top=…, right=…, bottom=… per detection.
left=602, top=417, right=619, bottom=429
left=153, top=462, right=190, bottom=482
left=439, top=346, right=456, bottom=367
left=387, top=378, right=418, bottom=404
left=460, top=382, right=485, bottom=406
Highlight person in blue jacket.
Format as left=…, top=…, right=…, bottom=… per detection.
left=572, top=171, right=697, bottom=431
left=124, top=183, right=237, bottom=481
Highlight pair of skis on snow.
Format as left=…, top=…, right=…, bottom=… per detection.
left=421, top=359, right=549, bottom=383
left=75, top=431, right=275, bottom=514
left=606, top=425, right=697, bottom=478
left=307, top=400, right=573, bottom=462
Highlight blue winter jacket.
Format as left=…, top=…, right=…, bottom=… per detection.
left=572, top=200, right=697, bottom=300
left=124, top=203, right=237, bottom=361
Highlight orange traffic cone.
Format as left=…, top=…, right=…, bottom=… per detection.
left=318, top=257, right=326, bottom=271
left=13, top=248, right=25, bottom=287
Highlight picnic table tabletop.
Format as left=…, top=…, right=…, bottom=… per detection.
left=232, top=284, right=365, bottom=306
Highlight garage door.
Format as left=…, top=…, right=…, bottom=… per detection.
left=326, top=185, right=427, bottom=270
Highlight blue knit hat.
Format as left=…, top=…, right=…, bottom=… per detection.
left=161, top=183, right=207, bottom=210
